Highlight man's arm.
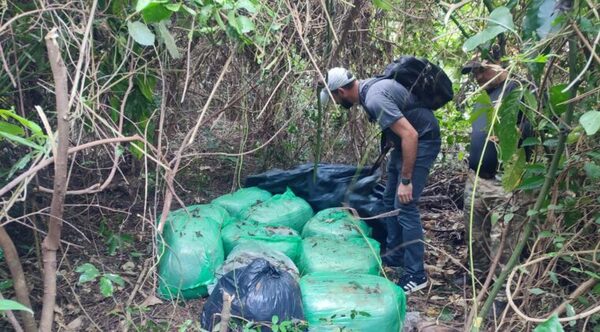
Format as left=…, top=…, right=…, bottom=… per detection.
left=389, top=117, right=418, bottom=203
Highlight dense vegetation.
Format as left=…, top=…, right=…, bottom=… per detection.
left=0, top=0, right=598, bottom=331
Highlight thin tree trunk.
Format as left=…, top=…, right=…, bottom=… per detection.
left=39, top=28, right=70, bottom=332
left=0, top=226, right=36, bottom=332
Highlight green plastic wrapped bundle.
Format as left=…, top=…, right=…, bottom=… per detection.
left=240, top=188, right=313, bottom=232
left=300, top=273, right=406, bottom=331
left=301, top=208, right=371, bottom=239
left=298, top=237, right=381, bottom=275
left=167, top=204, right=230, bottom=226
left=157, top=205, right=227, bottom=299
left=221, top=221, right=302, bottom=262
left=212, top=187, right=272, bottom=217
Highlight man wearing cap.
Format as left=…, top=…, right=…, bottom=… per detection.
left=461, top=60, right=532, bottom=284
left=320, top=67, right=441, bottom=294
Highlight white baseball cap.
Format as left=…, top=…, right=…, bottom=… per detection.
left=319, top=67, right=356, bottom=104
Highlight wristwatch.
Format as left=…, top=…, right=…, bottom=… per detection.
left=401, top=178, right=411, bottom=185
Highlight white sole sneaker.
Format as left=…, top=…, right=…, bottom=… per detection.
left=403, top=279, right=429, bottom=295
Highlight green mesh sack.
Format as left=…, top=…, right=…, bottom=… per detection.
left=212, top=187, right=272, bottom=217
left=301, top=208, right=371, bottom=239
left=239, top=188, right=313, bottom=232
left=221, top=221, right=302, bottom=262
left=298, top=237, right=381, bottom=275
left=157, top=206, right=226, bottom=299
left=300, top=273, right=406, bottom=331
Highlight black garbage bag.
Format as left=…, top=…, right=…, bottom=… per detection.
left=201, top=258, right=304, bottom=331
left=245, top=163, right=388, bottom=247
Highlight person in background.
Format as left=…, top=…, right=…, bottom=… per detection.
left=461, top=59, right=532, bottom=287
left=320, top=67, right=441, bottom=294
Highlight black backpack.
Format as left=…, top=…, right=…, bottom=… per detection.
left=377, top=56, right=454, bottom=110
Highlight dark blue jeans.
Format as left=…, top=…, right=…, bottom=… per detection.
left=382, top=139, right=441, bottom=277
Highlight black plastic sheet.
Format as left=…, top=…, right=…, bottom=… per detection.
left=201, top=258, right=304, bottom=331
left=245, top=164, right=388, bottom=248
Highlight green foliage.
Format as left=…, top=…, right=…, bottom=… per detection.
left=523, top=0, right=563, bottom=40
left=463, top=6, right=514, bottom=51
left=99, top=220, right=134, bottom=256
left=579, top=110, right=600, bottom=136
left=0, top=299, right=33, bottom=314
left=75, top=263, right=124, bottom=297
left=496, top=89, right=521, bottom=164
left=127, top=21, right=156, bottom=46
left=533, top=314, right=564, bottom=332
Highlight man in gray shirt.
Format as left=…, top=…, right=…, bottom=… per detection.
left=321, top=67, right=441, bottom=294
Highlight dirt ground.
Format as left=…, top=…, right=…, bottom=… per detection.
left=2, top=158, right=471, bottom=332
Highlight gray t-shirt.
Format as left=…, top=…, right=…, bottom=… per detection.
left=359, top=78, right=440, bottom=146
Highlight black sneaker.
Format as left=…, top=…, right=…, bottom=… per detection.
left=398, top=274, right=428, bottom=295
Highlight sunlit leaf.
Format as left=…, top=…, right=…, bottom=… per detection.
left=75, top=263, right=100, bottom=284
left=99, top=276, right=114, bottom=297
left=372, top=0, right=393, bottom=11
left=463, top=7, right=514, bottom=51
left=0, top=299, right=33, bottom=315
left=140, top=2, right=172, bottom=23
left=0, top=121, right=25, bottom=136
left=127, top=21, right=155, bottom=46
left=533, top=314, right=564, bottom=332
left=237, top=16, right=255, bottom=34
left=164, top=3, right=181, bottom=12
left=529, top=287, right=545, bottom=295
left=579, top=110, right=600, bottom=136
left=0, top=131, right=43, bottom=150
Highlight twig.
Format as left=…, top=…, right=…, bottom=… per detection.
left=505, top=252, right=600, bottom=323
left=572, top=22, right=600, bottom=65
left=220, top=292, right=234, bottom=332
left=0, top=226, right=36, bottom=332
left=180, top=16, right=195, bottom=103
left=0, top=136, right=142, bottom=198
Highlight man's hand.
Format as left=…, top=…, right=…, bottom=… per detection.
left=397, top=183, right=413, bottom=204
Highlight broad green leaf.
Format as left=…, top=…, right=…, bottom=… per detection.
left=528, top=287, right=546, bottom=295
left=0, top=131, right=43, bottom=150
left=524, top=0, right=562, bottom=40
left=463, top=7, right=514, bottom=51
left=518, top=175, right=545, bottom=190
left=521, top=137, right=540, bottom=147
left=236, top=0, right=258, bottom=14
left=0, top=299, right=33, bottom=315
left=372, top=0, right=393, bottom=10
left=584, top=162, right=600, bottom=180
left=127, top=21, right=156, bottom=46
left=136, top=75, right=157, bottom=101
left=182, top=5, right=196, bottom=15
left=104, top=273, right=125, bottom=287
left=141, top=2, right=172, bottom=23
left=496, top=89, right=521, bottom=164
left=157, top=21, right=181, bottom=59
left=237, top=16, right=255, bottom=34
left=136, top=0, right=152, bottom=12
left=502, top=149, right=526, bottom=191
left=75, top=263, right=100, bottom=284
left=548, top=271, right=559, bottom=284
left=548, top=84, right=569, bottom=115
left=533, top=314, right=564, bottom=332
left=0, top=109, right=43, bottom=135
left=579, top=110, right=600, bottom=135
left=0, top=121, right=25, bottom=136
left=99, top=276, right=114, bottom=297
